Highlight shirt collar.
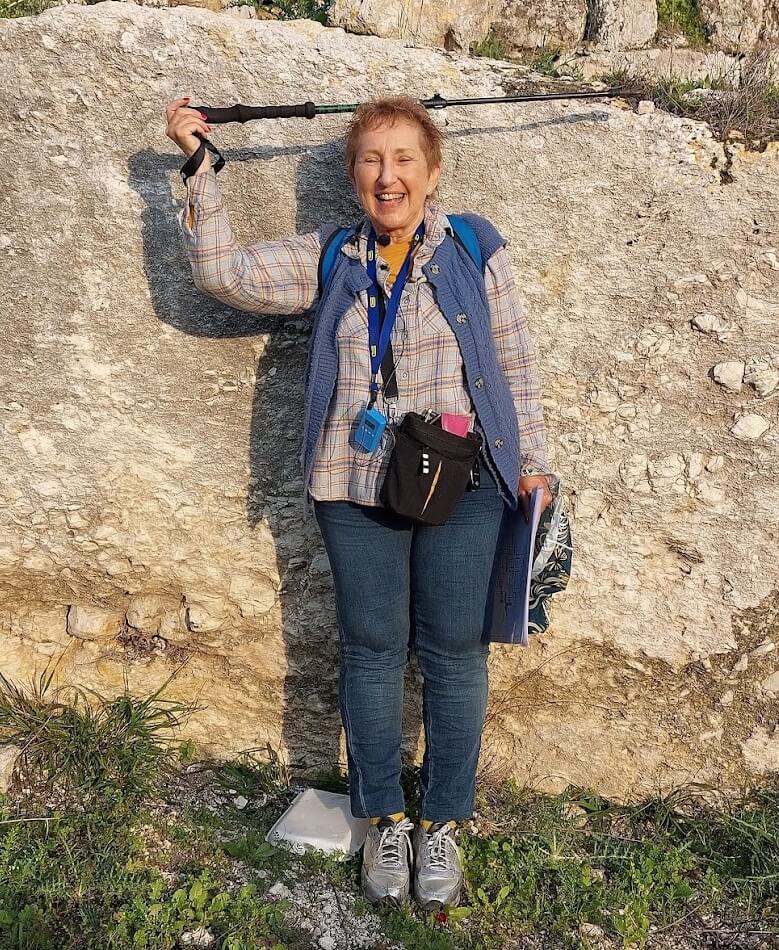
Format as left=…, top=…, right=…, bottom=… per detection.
left=341, top=203, right=452, bottom=273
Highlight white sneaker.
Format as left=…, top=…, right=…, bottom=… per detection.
left=412, top=821, right=463, bottom=910
left=360, top=816, right=415, bottom=906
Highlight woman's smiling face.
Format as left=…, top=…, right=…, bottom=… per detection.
left=351, top=119, right=441, bottom=243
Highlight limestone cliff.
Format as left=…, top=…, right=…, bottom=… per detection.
left=1, top=3, right=777, bottom=796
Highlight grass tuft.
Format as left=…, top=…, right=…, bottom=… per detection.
left=529, top=45, right=565, bottom=78
left=2, top=732, right=778, bottom=949
left=656, top=0, right=709, bottom=47
left=0, top=663, right=198, bottom=810
left=601, top=50, right=779, bottom=148
left=209, top=744, right=290, bottom=802
left=470, top=29, right=510, bottom=60
left=0, top=0, right=105, bottom=17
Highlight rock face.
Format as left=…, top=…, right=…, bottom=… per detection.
left=328, top=0, right=779, bottom=51
left=0, top=746, right=19, bottom=794
left=1, top=4, right=779, bottom=798
left=327, top=0, right=499, bottom=50
left=585, top=0, right=658, bottom=49
left=569, top=47, right=742, bottom=83
left=493, top=0, right=588, bottom=50
left=699, top=0, right=765, bottom=51
left=763, top=0, right=779, bottom=38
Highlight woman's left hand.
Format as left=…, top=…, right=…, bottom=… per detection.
left=518, top=475, right=553, bottom=522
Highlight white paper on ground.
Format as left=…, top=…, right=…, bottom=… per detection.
left=265, top=788, right=370, bottom=858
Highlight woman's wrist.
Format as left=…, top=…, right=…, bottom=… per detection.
left=520, top=465, right=559, bottom=495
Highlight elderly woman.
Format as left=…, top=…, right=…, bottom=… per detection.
left=166, top=94, right=557, bottom=910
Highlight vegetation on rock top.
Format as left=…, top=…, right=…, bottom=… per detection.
left=655, top=0, right=708, bottom=47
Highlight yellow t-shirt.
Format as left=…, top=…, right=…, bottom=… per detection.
left=378, top=240, right=412, bottom=290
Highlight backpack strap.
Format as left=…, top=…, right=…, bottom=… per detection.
left=317, top=225, right=356, bottom=301
left=447, top=213, right=484, bottom=272
left=317, top=213, right=503, bottom=300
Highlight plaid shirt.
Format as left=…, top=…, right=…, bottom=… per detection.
left=179, top=168, right=556, bottom=505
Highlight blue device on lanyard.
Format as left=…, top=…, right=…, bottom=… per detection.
left=350, top=223, right=425, bottom=454
left=352, top=405, right=387, bottom=454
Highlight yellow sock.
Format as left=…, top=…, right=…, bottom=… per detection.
left=421, top=819, right=457, bottom=831
left=369, top=811, right=405, bottom=826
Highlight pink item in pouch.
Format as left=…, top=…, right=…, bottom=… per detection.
left=441, top=413, right=471, bottom=437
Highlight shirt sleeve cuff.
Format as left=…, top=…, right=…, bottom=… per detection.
left=520, top=463, right=560, bottom=496
left=179, top=166, right=222, bottom=236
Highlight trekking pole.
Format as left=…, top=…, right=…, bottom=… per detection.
left=180, top=88, right=641, bottom=182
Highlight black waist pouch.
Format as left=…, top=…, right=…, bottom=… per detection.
left=380, top=412, right=483, bottom=526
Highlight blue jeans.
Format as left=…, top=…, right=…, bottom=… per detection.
left=313, top=466, right=505, bottom=823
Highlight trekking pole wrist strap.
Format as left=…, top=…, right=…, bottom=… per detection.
left=180, top=135, right=226, bottom=184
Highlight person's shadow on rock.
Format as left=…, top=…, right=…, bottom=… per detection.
left=130, top=139, right=425, bottom=800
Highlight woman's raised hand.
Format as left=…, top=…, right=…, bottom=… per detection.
left=164, top=97, right=212, bottom=158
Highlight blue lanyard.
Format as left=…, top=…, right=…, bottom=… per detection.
left=366, top=223, right=425, bottom=402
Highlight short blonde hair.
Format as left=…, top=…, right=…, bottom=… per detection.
left=345, top=96, right=443, bottom=177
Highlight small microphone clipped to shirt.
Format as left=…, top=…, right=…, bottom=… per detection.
left=377, top=233, right=391, bottom=246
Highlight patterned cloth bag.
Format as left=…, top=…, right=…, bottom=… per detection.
left=528, top=484, right=573, bottom=636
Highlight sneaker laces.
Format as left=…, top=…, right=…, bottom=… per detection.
left=425, top=823, right=458, bottom=871
left=375, top=817, right=414, bottom=870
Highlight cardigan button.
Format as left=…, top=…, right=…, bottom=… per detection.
left=430, top=263, right=440, bottom=274
left=474, top=376, right=484, bottom=389
left=494, top=438, right=505, bottom=449
left=456, top=313, right=467, bottom=324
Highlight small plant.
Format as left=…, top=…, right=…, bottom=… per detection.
left=278, top=0, right=329, bottom=22
left=656, top=0, right=709, bottom=47
left=305, top=764, right=348, bottom=794
left=209, top=744, right=290, bottom=801
left=0, top=0, right=102, bottom=16
left=0, top=664, right=197, bottom=810
left=530, top=45, right=564, bottom=77
left=470, top=29, right=509, bottom=61
left=601, top=66, right=641, bottom=89
left=223, top=830, right=291, bottom=872
left=229, top=0, right=329, bottom=24
left=178, top=738, right=197, bottom=763
left=0, top=0, right=52, bottom=17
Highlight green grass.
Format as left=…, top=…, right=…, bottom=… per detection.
left=0, top=0, right=104, bottom=17
left=273, top=0, right=328, bottom=23
left=452, top=782, right=779, bottom=948
left=529, top=46, right=565, bottom=78
left=229, top=0, right=329, bottom=25
left=470, top=30, right=509, bottom=61
left=0, top=0, right=53, bottom=17
left=470, top=37, right=574, bottom=78
left=209, top=745, right=291, bottom=802
left=1, top=672, right=778, bottom=949
left=0, top=666, right=198, bottom=810
left=656, top=0, right=709, bottom=47
left=0, top=670, right=296, bottom=949
left=0, top=798, right=294, bottom=950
